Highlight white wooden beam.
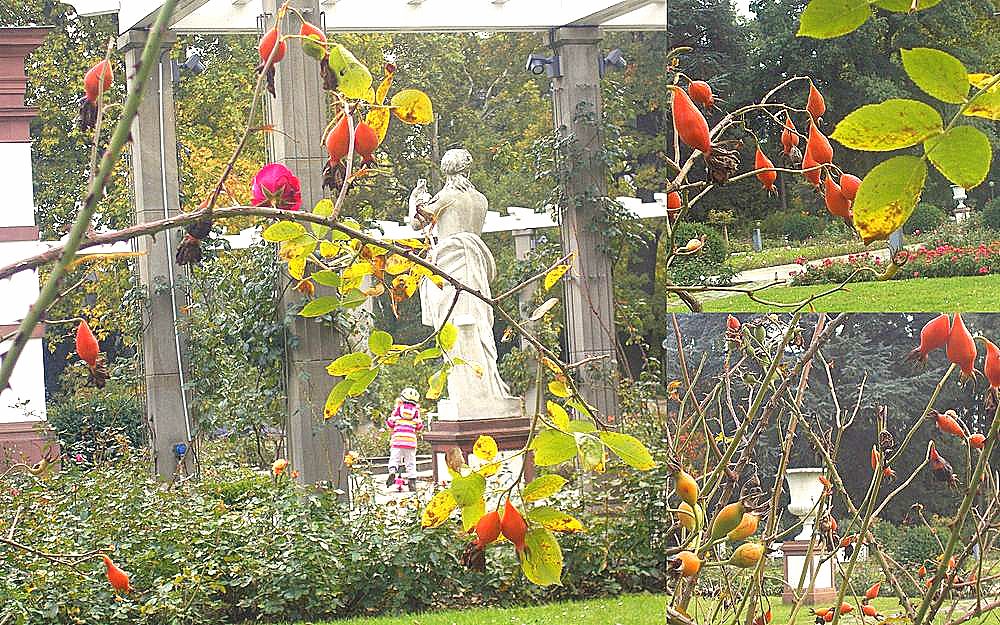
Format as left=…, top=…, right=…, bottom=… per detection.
left=567, top=0, right=662, bottom=25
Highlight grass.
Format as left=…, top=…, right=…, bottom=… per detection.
left=728, top=240, right=867, bottom=272
left=669, top=275, right=1000, bottom=312
left=295, top=593, right=994, bottom=625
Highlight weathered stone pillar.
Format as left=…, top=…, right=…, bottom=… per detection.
left=512, top=229, right=538, bottom=412
left=0, top=27, right=56, bottom=468
left=119, top=28, right=193, bottom=480
left=263, top=0, right=347, bottom=490
left=548, top=27, right=619, bottom=419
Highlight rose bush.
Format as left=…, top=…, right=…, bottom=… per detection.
left=790, top=242, right=1000, bottom=285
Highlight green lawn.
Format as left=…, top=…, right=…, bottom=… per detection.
left=670, top=275, right=1000, bottom=312
left=295, top=594, right=989, bottom=625
left=728, top=240, right=866, bottom=272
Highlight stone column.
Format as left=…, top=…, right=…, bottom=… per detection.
left=263, top=0, right=347, bottom=490
left=548, top=27, right=619, bottom=420
left=512, top=229, right=538, bottom=412
left=119, top=28, right=193, bottom=480
left=0, top=27, right=56, bottom=468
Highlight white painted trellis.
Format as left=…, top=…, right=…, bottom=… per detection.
left=3, top=0, right=667, bottom=483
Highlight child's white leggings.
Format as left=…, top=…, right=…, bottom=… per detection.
left=388, top=446, right=418, bottom=477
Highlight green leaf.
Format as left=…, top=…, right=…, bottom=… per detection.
left=461, top=498, right=485, bottom=532
left=831, top=99, right=943, bottom=151
left=924, top=126, right=992, bottom=190
left=340, top=289, right=367, bottom=309
left=519, top=528, right=563, bottom=586
left=900, top=48, right=969, bottom=104
left=797, top=0, right=871, bottom=39
left=438, top=323, right=458, bottom=351
left=299, top=296, right=340, bottom=317
left=567, top=420, right=597, bottom=433
left=414, top=347, right=442, bottom=364
left=546, top=401, right=570, bottom=431
left=326, top=43, right=373, bottom=100
left=528, top=506, right=586, bottom=533
left=311, top=270, right=341, bottom=288
left=873, top=0, right=941, bottom=11
left=530, top=429, right=578, bottom=467
left=347, top=368, right=377, bottom=397
left=323, top=379, right=352, bottom=419
left=369, top=330, right=393, bottom=356
left=326, top=352, right=373, bottom=377
left=599, top=431, right=656, bottom=471
left=450, top=472, right=486, bottom=507
left=965, top=74, right=1000, bottom=121
left=262, top=220, right=306, bottom=242
left=853, top=155, right=928, bottom=244
left=523, top=475, right=567, bottom=502
left=311, top=198, right=334, bottom=237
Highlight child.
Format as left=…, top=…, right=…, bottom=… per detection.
left=385, top=387, right=423, bottom=492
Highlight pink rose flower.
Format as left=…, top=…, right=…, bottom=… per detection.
left=251, top=163, right=302, bottom=211
left=979, top=266, right=990, bottom=275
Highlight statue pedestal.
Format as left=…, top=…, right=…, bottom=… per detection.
left=781, top=541, right=838, bottom=604
left=424, top=416, right=534, bottom=484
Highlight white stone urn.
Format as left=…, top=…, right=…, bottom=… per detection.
left=785, top=467, right=826, bottom=541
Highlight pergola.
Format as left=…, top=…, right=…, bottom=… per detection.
left=60, top=0, right=667, bottom=486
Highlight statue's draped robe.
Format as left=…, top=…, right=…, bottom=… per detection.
left=421, top=232, right=514, bottom=403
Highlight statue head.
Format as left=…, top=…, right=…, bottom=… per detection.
left=440, top=149, right=475, bottom=192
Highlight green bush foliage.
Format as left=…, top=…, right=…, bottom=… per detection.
left=904, top=203, right=947, bottom=235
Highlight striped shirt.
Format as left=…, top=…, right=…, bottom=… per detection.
left=387, top=402, right=423, bottom=449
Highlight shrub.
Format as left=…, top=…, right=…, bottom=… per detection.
left=665, top=222, right=734, bottom=286
left=790, top=242, right=1000, bottom=285
left=905, top=203, right=947, bottom=235
left=983, top=197, right=1000, bottom=232
left=46, top=377, right=146, bottom=463
left=782, top=213, right=821, bottom=242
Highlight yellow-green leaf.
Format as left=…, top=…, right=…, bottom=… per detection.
left=347, top=368, right=377, bottom=396
left=599, top=431, right=656, bottom=471
left=965, top=74, right=1000, bottom=121
left=288, top=256, right=306, bottom=281
left=390, top=89, right=434, bottom=124
left=797, top=0, right=870, bottom=39
left=326, top=352, right=372, bottom=376
left=900, top=48, right=969, bottom=104
left=528, top=506, right=586, bottom=533
left=300, top=296, right=340, bottom=317
left=369, top=330, right=393, bottom=356
left=567, top=420, right=597, bottom=433
left=327, top=43, right=373, bottom=100
left=546, top=401, right=570, bottom=430
left=263, top=220, right=305, bottom=242
left=831, top=99, right=942, bottom=151
left=530, top=429, right=577, bottom=466
left=853, top=155, right=928, bottom=244
left=548, top=380, right=571, bottom=398
left=311, top=198, right=334, bottom=237
left=427, top=368, right=448, bottom=400
left=323, top=379, right=352, bottom=419
left=523, top=474, right=567, bottom=502
left=519, top=528, right=563, bottom=586
left=421, top=489, right=457, bottom=528
left=575, top=432, right=606, bottom=472
left=438, top=322, right=458, bottom=351
left=924, top=126, right=992, bottom=189
left=366, top=107, right=391, bottom=144
left=543, top=263, right=571, bottom=291
left=473, top=435, right=498, bottom=461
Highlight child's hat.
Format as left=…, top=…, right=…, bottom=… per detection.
left=401, top=387, right=420, bottom=402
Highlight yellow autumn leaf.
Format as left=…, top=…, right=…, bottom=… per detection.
left=390, top=89, right=434, bottom=124
left=473, top=435, right=498, bottom=461
left=548, top=379, right=571, bottom=398
left=476, top=461, right=500, bottom=478
left=366, top=107, right=391, bottom=144
left=385, top=254, right=413, bottom=275
left=421, top=488, right=457, bottom=528
left=543, top=262, right=571, bottom=291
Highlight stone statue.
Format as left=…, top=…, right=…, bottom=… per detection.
left=408, top=149, right=522, bottom=421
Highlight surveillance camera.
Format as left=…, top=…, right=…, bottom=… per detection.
left=604, top=48, right=627, bottom=70
left=182, top=51, right=206, bottom=75
left=525, top=53, right=559, bottom=77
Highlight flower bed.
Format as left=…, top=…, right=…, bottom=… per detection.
left=789, top=242, right=1000, bottom=286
